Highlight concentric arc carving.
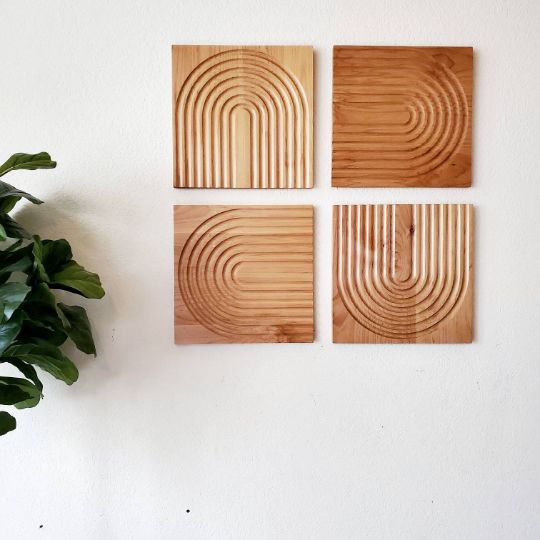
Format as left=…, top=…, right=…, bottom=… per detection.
left=332, top=46, right=473, bottom=187
left=175, top=206, right=314, bottom=343
left=173, top=46, right=313, bottom=188
left=333, top=204, right=474, bottom=343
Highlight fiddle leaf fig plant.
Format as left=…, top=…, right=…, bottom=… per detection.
left=0, top=153, right=104, bottom=436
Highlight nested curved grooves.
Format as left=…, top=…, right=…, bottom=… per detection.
left=333, top=48, right=469, bottom=180
left=178, top=208, right=313, bottom=341
left=176, top=49, right=311, bottom=188
left=336, top=204, right=471, bottom=339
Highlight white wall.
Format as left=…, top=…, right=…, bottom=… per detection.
left=1, top=0, right=539, bottom=538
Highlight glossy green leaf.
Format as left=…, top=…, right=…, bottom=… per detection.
left=0, top=411, right=16, bottom=435
left=0, top=152, right=56, bottom=178
left=0, top=283, right=31, bottom=321
left=0, top=376, right=37, bottom=405
left=19, top=319, right=68, bottom=347
left=0, top=196, right=20, bottom=214
left=0, top=310, right=23, bottom=354
left=21, top=282, right=57, bottom=309
left=50, top=261, right=105, bottom=299
left=0, top=214, right=31, bottom=239
left=58, top=303, right=96, bottom=355
left=31, top=236, right=49, bottom=283
left=0, top=181, right=43, bottom=207
left=0, top=223, right=6, bottom=242
left=0, top=244, right=33, bottom=277
left=4, top=342, right=78, bottom=385
left=0, top=358, right=43, bottom=391
left=41, top=239, right=73, bottom=274
left=0, top=376, right=41, bottom=409
left=19, top=284, right=68, bottom=346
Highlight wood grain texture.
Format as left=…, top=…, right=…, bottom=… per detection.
left=333, top=204, right=474, bottom=343
left=173, top=46, right=313, bottom=188
left=332, top=46, right=473, bottom=187
left=174, top=205, right=314, bottom=343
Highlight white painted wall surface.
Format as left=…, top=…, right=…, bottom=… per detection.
left=1, top=0, right=539, bottom=538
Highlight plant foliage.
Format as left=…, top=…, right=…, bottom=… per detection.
left=0, top=153, right=104, bottom=436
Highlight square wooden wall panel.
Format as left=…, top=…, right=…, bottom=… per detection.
left=174, top=205, right=314, bottom=343
left=332, top=46, right=473, bottom=187
left=173, top=46, right=313, bottom=188
left=333, top=204, right=474, bottom=343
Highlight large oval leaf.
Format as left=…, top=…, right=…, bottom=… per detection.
left=0, top=153, right=56, bottom=178
left=0, top=244, right=33, bottom=278
left=4, top=342, right=78, bottom=385
left=0, top=376, right=38, bottom=406
left=19, top=284, right=68, bottom=346
left=0, top=358, right=43, bottom=391
left=42, top=239, right=73, bottom=274
left=50, top=261, right=105, bottom=299
left=0, top=181, right=43, bottom=207
left=0, top=283, right=31, bottom=321
left=58, top=303, right=96, bottom=355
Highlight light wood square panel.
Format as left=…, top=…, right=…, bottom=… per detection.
left=173, top=46, right=313, bottom=188
left=332, top=46, right=473, bottom=187
left=333, top=204, right=474, bottom=343
left=174, top=206, right=314, bottom=343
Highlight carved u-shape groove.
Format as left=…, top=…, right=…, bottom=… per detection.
left=335, top=204, right=472, bottom=340
left=175, top=49, right=312, bottom=188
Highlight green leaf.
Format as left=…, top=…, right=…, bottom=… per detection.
left=6, top=239, right=24, bottom=252
left=0, top=310, right=23, bottom=354
left=19, top=284, right=68, bottom=346
left=2, top=376, right=41, bottom=409
left=31, top=236, right=49, bottom=283
left=50, top=261, right=104, bottom=299
left=21, top=282, right=57, bottom=308
left=0, top=214, right=31, bottom=239
left=0, top=197, right=20, bottom=213
left=0, top=376, right=41, bottom=409
left=0, top=223, right=6, bottom=242
left=4, top=342, right=78, bottom=385
left=0, top=244, right=33, bottom=278
left=41, top=239, right=73, bottom=274
left=19, top=319, right=68, bottom=347
left=30, top=238, right=76, bottom=285
left=0, top=181, right=42, bottom=207
left=0, top=152, right=56, bottom=178
left=0, top=376, right=37, bottom=405
left=58, top=303, right=96, bottom=355
left=0, top=411, right=16, bottom=435
left=0, top=283, right=31, bottom=321
left=0, top=358, right=43, bottom=391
